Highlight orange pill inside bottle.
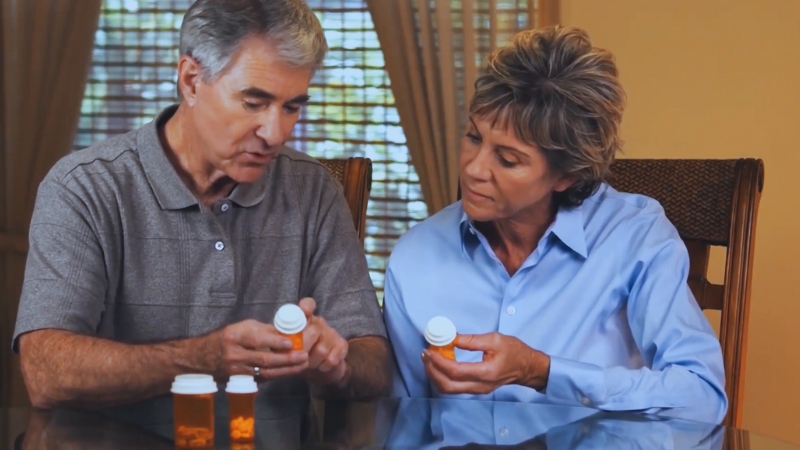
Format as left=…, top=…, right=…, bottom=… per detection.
left=226, top=375, right=258, bottom=443
left=172, top=374, right=217, bottom=448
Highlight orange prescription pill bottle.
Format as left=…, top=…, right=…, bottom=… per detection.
left=274, top=304, right=308, bottom=351
left=172, top=374, right=217, bottom=448
left=226, top=375, right=258, bottom=443
left=425, top=316, right=457, bottom=360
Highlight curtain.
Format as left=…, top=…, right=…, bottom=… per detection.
left=367, top=0, right=560, bottom=214
left=0, top=0, right=101, bottom=408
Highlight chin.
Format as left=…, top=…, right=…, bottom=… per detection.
left=228, top=165, right=269, bottom=184
left=461, top=200, right=500, bottom=222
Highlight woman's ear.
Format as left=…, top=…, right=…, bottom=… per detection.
left=553, top=173, right=578, bottom=193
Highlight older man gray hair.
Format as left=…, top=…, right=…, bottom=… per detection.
left=13, top=0, right=391, bottom=415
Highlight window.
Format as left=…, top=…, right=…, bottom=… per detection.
left=289, top=1, right=427, bottom=299
left=75, top=0, right=426, bottom=300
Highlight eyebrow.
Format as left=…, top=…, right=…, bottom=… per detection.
left=469, top=117, right=528, bottom=160
left=240, top=87, right=310, bottom=104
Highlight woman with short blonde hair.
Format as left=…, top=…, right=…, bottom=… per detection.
left=385, top=26, right=727, bottom=424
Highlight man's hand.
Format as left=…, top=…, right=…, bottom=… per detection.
left=217, top=319, right=308, bottom=380
left=297, top=297, right=350, bottom=388
left=18, top=322, right=310, bottom=410
left=422, top=333, right=550, bottom=395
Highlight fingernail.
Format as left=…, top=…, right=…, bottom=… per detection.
left=292, top=351, right=308, bottom=362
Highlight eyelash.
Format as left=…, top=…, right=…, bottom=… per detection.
left=243, top=101, right=301, bottom=115
left=466, top=132, right=516, bottom=168
left=497, top=154, right=516, bottom=168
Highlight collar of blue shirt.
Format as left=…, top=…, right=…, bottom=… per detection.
left=458, top=198, right=589, bottom=260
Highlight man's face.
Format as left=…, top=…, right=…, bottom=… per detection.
left=187, top=36, right=313, bottom=183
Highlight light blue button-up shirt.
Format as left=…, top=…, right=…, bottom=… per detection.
left=381, top=398, right=724, bottom=449
left=384, top=183, right=728, bottom=424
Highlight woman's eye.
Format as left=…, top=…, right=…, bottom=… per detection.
left=497, top=153, right=517, bottom=168
left=466, top=133, right=481, bottom=144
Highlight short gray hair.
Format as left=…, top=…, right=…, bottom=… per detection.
left=180, top=0, right=328, bottom=81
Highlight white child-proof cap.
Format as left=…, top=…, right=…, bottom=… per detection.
left=274, top=304, right=307, bottom=334
left=225, top=375, right=258, bottom=394
left=424, top=316, right=457, bottom=347
left=171, top=374, right=218, bottom=395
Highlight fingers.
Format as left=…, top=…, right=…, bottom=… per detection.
left=218, top=319, right=308, bottom=380
left=423, top=349, right=490, bottom=383
left=301, top=315, right=349, bottom=388
left=224, top=344, right=307, bottom=369
left=422, top=352, right=494, bottom=395
left=223, top=319, right=292, bottom=351
left=302, top=317, right=324, bottom=361
left=304, top=347, right=349, bottom=387
left=306, top=318, right=348, bottom=372
left=223, top=347, right=308, bottom=380
left=298, top=297, right=317, bottom=318
left=453, top=333, right=502, bottom=352
left=316, top=335, right=348, bottom=373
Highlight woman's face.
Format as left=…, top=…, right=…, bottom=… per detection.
left=459, top=114, right=574, bottom=222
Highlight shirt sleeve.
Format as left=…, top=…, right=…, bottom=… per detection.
left=383, top=264, right=430, bottom=397
left=544, top=236, right=728, bottom=424
left=13, top=179, right=108, bottom=351
left=301, top=170, right=386, bottom=341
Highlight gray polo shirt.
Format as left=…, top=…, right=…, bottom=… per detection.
left=14, top=105, right=386, bottom=351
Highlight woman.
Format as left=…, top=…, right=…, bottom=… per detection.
left=384, top=26, right=727, bottom=424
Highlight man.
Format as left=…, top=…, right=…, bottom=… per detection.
left=13, top=0, right=391, bottom=412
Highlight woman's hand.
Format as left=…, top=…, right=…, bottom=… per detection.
left=421, top=333, right=550, bottom=395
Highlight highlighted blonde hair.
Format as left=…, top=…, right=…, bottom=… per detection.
left=470, top=26, right=626, bottom=207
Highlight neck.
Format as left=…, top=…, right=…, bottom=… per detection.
left=478, top=197, right=558, bottom=275
left=160, top=104, right=237, bottom=207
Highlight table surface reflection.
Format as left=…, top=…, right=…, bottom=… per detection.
left=1, top=397, right=797, bottom=449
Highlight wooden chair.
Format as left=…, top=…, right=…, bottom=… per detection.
left=317, top=157, right=373, bottom=244
left=607, top=158, right=764, bottom=428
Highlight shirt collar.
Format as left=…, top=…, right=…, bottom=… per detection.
left=138, top=104, right=270, bottom=210
left=549, top=205, right=588, bottom=258
left=458, top=202, right=588, bottom=259
left=138, top=105, right=198, bottom=210
left=228, top=170, right=269, bottom=207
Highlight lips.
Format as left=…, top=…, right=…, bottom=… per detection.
left=464, top=186, right=492, bottom=201
left=241, top=151, right=274, bottom=164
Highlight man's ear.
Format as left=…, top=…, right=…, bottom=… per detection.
left=176, top=55, right=203, bottom=106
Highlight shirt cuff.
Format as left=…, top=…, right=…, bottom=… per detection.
left=544, top=356, right=606, bottom=408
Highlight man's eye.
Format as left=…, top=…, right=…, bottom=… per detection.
left=284, top=105, right=300, bottom=114
left=244, top=101, right=261, bottom=110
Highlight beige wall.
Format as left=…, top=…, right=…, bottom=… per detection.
left=561, top=0, right=800, bottom=443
